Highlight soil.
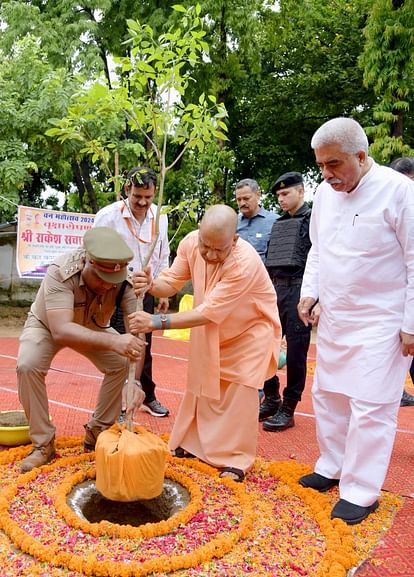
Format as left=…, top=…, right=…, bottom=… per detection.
left=0, top=411, right=29, bottom=427
left=0, top=305, right=29, bottom=337
left=68, top=479, right=190, bottom=526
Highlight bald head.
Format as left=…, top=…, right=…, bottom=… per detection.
left=198, top=205, right=239, bottom=264
left=201, top=204, right=238, bottom=236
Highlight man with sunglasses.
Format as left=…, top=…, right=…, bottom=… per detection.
left=94, top=166, right=170, bottom=418
left=17, top=227, right=146, bottom=472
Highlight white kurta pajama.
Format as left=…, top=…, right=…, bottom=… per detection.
left=302, top=160, right=414, bottom=506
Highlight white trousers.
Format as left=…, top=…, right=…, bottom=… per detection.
left=312, top=384, right=400, bottom=506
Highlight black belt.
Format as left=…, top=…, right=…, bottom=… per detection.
left=273, top=277, right=303, bottom=287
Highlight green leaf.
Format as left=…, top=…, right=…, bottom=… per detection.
left=172, top=5, right=187, bottom=13
left=127, top=19, right=142, bottom=32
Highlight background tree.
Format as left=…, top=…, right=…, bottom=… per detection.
left=3, top=0, right=414, bottom=222
left=0, top=36, right=76, bottom=221
left=46, top=4, right=228, bottom=243
left=0, top=0, right=114, bottom=219
left=360, top=0, right=414, bottom=162
left=0, top=0, right=114, bottom=81
left=229, top=0, right=375, bottom=197
left=0, top=0, right=177, bottom=217
left=184, top=0, right=263, bottom=202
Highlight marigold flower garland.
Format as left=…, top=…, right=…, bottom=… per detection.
left=0, top=451, right=253, bottom=576
left=54, top=461, right=204, bottom=540
left=0, top=437, right=403, bottom=577
left=267, top=461, right=356, bottom=577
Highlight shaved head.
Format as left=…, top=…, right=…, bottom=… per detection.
left=198, top=205, right=239, bottom=263
left=200, top=205, right=238, bottom=238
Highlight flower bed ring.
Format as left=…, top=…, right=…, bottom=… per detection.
left=0, top=438, right=403, bottom=577
left=58, top=462, right=203, bottom=538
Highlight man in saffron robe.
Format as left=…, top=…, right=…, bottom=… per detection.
left=298, top=117, right=414, bottom=524
left=129, top=205, right=281, bottom=482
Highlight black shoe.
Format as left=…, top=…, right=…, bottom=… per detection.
left=172, top=447, right=195, bottom=458
left=262, top=398, right=298, bottom=431
left=331, top=498, right=379, bottom=525
left=263, top=410, right=294, bottom=431
left=141, top=399, right=170, bottom=417
left=259, top=396, right=282, bottom=421
left=299, top=472, right=340, bottom=492
left=400, top=389, right=414, bottom=406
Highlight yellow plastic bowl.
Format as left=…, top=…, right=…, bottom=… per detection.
left=0, top=410, right=30, bottom=446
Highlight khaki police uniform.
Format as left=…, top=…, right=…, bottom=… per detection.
left=17, top=230, right=137, bottom=449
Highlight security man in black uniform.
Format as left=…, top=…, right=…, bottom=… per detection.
left=260, top=172, right=312, bottom=431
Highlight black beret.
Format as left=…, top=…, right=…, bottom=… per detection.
left=271, top=172, right=304, bottom=194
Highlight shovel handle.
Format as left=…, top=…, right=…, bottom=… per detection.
left=125, top=294, right=145, bottom=431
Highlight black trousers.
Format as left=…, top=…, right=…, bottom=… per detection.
left=110, top=292, right=157, bottom=403
left=263, top=282, right=311, bottom=402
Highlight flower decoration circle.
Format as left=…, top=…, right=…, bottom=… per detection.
left=0, top=437, right=402, bottom=577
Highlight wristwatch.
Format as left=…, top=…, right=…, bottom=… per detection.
left=159, top=314, right=170, bottom=330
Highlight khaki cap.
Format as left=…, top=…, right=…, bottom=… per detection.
left=83, top=227, right=133, bottom=283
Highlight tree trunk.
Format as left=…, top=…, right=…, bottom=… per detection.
left=71, top=161, right=86, bottom=212
left=80, top=159, right=98, bottom=213
left=209, top=5, right=228, bottom=203
left=82, top=6, right=112, bottom=89
left=392, top=109, right=404, bottom=138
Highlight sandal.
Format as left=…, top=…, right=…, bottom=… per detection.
left=172, top=446, right=195, bottom=458
left=219, top=467, right=245, bottom=482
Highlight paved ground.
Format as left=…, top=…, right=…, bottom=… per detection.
left=1, top=331, right=414, bottom=576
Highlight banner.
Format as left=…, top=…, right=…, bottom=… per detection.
left=16, top=206, right=95, bottom=279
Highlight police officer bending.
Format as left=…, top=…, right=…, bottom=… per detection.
left=260, top=172, right=313, bottom=431
left=17, top=227, right=145, bottom=472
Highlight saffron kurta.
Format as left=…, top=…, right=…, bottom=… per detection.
left=301, top=160, right=414, bottom=504
left=161, top=231, right=281, bottom=471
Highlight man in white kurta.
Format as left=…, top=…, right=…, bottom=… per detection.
left=298, top=117, right=414, bottom=525
left=94, top=166, right=170, bottom=417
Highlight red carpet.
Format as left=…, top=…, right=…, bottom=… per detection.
left=1, top=334, right=414, bottom=576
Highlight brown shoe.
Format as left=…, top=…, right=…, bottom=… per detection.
left=83, top=424, right=107, bottom=452
left=21, top=439, right=56, bottom=472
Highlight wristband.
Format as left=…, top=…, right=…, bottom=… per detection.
left=152, top=314, right=171, bottom=330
